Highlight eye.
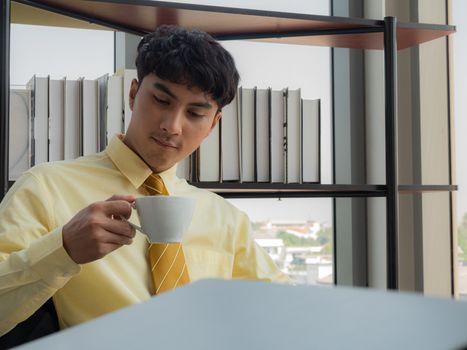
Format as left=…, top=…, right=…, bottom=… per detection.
left=154, top=95, right=169, bottom=105
left=188, top=110, right=205, bottom=118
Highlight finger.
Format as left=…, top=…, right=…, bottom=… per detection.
left=97, top=228, right=134, bottom=246
left=105, top=233, right=133, bottom=246
left=106, top=194, right=136, bottom=203
left=101, top=217, right=137, bottom=238
left=99, top=200, right=134, bottom=219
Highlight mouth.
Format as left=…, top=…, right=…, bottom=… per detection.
left=151, top=136, right=178, bottom=149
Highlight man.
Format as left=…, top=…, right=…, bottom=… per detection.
left=0, top=25, right=288, bottom=338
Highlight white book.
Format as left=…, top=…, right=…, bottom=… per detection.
left=82, top=79, right=99, bottom=156
left=9, top=89, right=31, bottom=180
left=302, top=98, right=321, bottom=183
left=28, top=76, right=49, bottom=165
left=115, top=68, right=137, bottom=132
left=64, top=79, right=81, bottom=160
left=123, top=69, right=137, bottom=132
left=176, top=156, right=191, bottom=181
left=256, top=88, right=270, bottom=182
left=48, top=78, right=65, bottom=162
left=97, top=74, right=109, bottom=151
left=106, top=75, right=124, bottom=144
left=270, top=89, right=285, bottom=183
left=199, top=123, right=220, bottom=182
left=286, top=88, right=301, bottom=183
left=240, top=87, right=255, bottom=182
left=220, top=92, right=240, bottom=182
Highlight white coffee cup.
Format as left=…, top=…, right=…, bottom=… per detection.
left=129, top=196, right=195, bottom=243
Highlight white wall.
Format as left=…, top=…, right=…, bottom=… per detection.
left=453, top=0, right=467, bottom=223
left=10, top=24, right=114, bottom=84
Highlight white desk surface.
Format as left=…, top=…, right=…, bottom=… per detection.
left=18, top=279, right=467, bottom=350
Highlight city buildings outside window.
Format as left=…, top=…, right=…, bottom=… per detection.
left=228, top=198, right=334, bottom=285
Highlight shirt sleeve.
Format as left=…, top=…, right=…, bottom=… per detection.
left=0, top=172, right=80, bottom=336
left=232, top=211, right=290, bottom=283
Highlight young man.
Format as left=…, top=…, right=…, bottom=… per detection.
left=0, top=25, right=288, bottom=337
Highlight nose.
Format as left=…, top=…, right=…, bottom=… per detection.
left=160, top=109, right=183, bottom=135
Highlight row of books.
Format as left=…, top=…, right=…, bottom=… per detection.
left=9, top=69, right=137, bottom=180
left=9, top=70, right=320, bottom=184
left=180, top=87, right=321, bottom=184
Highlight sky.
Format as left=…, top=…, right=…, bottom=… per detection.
left=9, top=0, right=466, bottom=225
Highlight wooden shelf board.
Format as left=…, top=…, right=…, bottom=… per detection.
left=13, top=0, right=455, bottom=50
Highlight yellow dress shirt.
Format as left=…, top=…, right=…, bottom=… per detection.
left=0, top=135, right=288, bottom=336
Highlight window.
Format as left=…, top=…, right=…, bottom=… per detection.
left=453, top=0, right=467, bottom=299
left=228, top=198, right=334, bottom=285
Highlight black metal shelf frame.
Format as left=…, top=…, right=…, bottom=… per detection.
left=384, top=16, right=398, bottom=289
left=0, top=1, right=456, bottom=291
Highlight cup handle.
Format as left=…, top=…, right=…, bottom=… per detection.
left=119, top=216, right=146, bottom=235
left=127, top=220, right=144, bottom=234
left=120, top=202, right=147, bottom=235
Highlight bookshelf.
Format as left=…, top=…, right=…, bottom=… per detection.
left=0, top=0, right=456, bottom=291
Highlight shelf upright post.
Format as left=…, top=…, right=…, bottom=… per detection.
left=384, top=16, right=399, bottom=290
left=0, top=0, right=10, bottom=198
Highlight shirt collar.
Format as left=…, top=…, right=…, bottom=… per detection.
left=105, top=135, right=178, bottom=190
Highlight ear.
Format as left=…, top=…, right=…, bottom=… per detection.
left=129, top=79, right=139, bottom=111
left=209, top=110, right=222, bottom=132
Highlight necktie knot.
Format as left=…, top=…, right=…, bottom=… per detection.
left=143, top=174, right=169, bottom=196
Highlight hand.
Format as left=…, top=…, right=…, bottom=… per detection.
left=62, top=195, right=137, bottom=264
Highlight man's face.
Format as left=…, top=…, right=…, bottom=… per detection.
left=123, top=73, right=221, bottom=173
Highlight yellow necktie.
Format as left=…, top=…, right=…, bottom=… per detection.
left=143, top=174, right=190, bottom=295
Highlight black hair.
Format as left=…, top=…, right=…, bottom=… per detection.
left=135, top=25, right=239, bottom=109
